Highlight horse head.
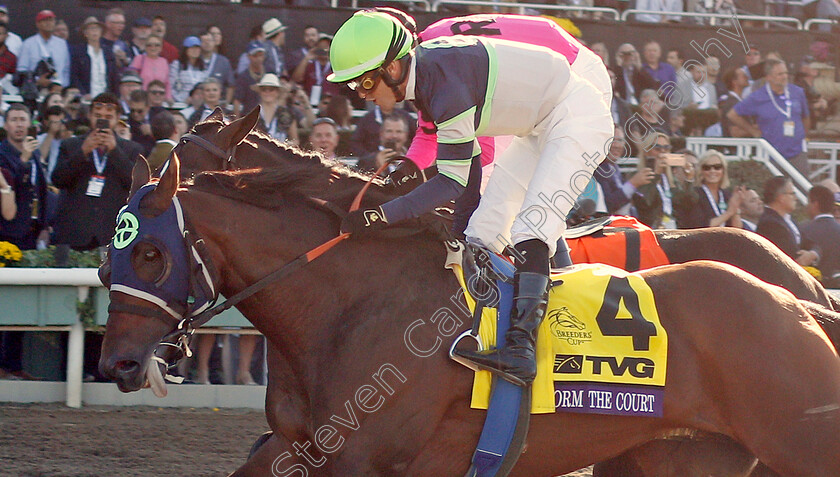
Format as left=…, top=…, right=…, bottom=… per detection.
left=168, top=106, right=262, bottom=180
left=99, top=153, right=218, bottom=393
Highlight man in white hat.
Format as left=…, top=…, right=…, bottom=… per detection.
left=262, top=18, right=287, bottom=78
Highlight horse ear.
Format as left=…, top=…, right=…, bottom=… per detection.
left=206, top=107, right=225, bottom=123
left=218, top=105, right=261, bottom=149
left=129, top=156, right=152, bottom=201
left=143, top=152, right=180, bottom=214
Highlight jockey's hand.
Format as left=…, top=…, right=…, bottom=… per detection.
left=388, top=159, right=423, bottom=193
left=389, top=160, right=438, bottom=195
left=341, top=206, right=388, bottom=237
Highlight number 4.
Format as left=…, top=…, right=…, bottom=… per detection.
left=594, top=276, right=657, bottom=351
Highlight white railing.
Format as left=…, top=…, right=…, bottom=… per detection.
left=806, top=141, right=840, bottom=184
left=621, top=9, right=803, bottom=29
left=431, top=0, right=621, bottom=18
left=335, top=0, right=432, bottom=10
left=804, top=18, right=838, bottom=30
left=685, top=137, right=811, bottom=204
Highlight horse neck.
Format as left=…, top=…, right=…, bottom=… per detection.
left=182, top=189, right=452, bottom=388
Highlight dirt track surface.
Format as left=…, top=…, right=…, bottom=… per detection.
left=0, top=403, right=269, bottom=477
left=0, top=403, right=592, bottom=477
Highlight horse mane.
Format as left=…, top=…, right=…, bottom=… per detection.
left=187, top=118, right=394, bottom=210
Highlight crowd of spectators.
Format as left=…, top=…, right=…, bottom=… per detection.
left=0, top=4, right=839, bottom=381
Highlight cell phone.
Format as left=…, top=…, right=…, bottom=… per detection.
left=95, top=119, right=110, bottom=131
left=27, top=126, right=38, bottom=137
left=663, top=153, right=686, bottom=167
left=314, top=48, right=328, bottom=57
left=382, top=140, right=398, bottom=151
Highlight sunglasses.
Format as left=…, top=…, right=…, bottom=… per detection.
left=702, top=163, right=724, bottom=171
left=149, top=90, right=165, bottom=95
left=652, top=144, right=672, bottom=150
left=347, top=71, right=381, bottom=93
left=147, top=43, right=162, bottom=47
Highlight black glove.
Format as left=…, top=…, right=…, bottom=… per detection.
left=341, top=206, right=389, bottom=236
left=388, top=160, right=437, bottom=194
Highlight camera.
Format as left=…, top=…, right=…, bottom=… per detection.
left=34, top=58, right=57, bottom=79
left=662, top=153, right=686, bottom=167
left=96, top=119, right=110, bottom=131
left=27, top=126, right=38, bottom=138
left=383, top=139, right=398, bottom=151
left=314, top=48, right=328, bottom=58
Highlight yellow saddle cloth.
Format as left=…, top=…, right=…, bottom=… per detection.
left=453, top=262, right=668, bottom=416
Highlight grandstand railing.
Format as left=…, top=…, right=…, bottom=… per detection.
left=685, top=136, right=811, bottom=204
left=430, top=0, right=621, bottom=18
left=804, top=18, right=838, bottom=31
left=806, top=141, right=840, bottom=184
left=621, top=9, right=803, bottom=29
left=334, top=0, right=432, bottom=10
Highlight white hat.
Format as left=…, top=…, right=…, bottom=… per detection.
left=250, top=73, right=284, bottom=91
left=262, top=18, right=287, bottom=38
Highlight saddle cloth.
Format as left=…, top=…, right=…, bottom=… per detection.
left=451, top=258, right=668, bottom=416
left=566, top=216, right=669, bottom=272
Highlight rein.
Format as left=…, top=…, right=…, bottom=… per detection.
left=155, top=156, right=398, bottom=349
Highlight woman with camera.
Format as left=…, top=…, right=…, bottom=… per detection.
left=631, top=133, right=699, bottom=229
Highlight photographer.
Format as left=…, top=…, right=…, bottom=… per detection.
left=0, top=104, right=48, bottom=250
left=16, top=10, right=69, bottom=88
left=357, top=114, right=410, bottom=175
left=291, top=34, right=339, bottom=105
left=631, top=133, right=697, bottom=229
left=51, top=93, right=143, bottom=251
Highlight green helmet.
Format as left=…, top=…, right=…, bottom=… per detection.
left=328, top=11, right=413, bottom=83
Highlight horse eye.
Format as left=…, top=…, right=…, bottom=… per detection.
left=130, top=241, right=170, bottom=285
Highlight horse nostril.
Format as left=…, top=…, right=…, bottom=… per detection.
left=114, top=360, right=141, bottom=378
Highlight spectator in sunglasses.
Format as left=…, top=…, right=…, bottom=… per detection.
left=127, top=90, right=154, bottom=155
left=685, top=150, right=744, bottom=228
left=129, top=34, right=170, bottom=102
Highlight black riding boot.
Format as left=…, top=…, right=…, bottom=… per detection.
left=455, top=240, right=551, bottom=387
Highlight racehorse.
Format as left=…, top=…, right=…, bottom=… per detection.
left=169, top=108, right=840, bottom=476
left=99, top=151, right=840, bottom=476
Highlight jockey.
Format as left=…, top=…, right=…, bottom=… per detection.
left=387, top=10, right=613, bottom=238
left=328, top=11, right=613, bottom=387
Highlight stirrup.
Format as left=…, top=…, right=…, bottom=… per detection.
left=449, top=330, right=485, bottom=372
left=452, top=347, right=529, bottom=388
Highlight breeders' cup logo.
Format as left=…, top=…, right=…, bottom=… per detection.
left=549, top=307, right=592, bottom=345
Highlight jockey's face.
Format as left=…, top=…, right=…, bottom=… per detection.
left=357, top=60, right=404, bottom=111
